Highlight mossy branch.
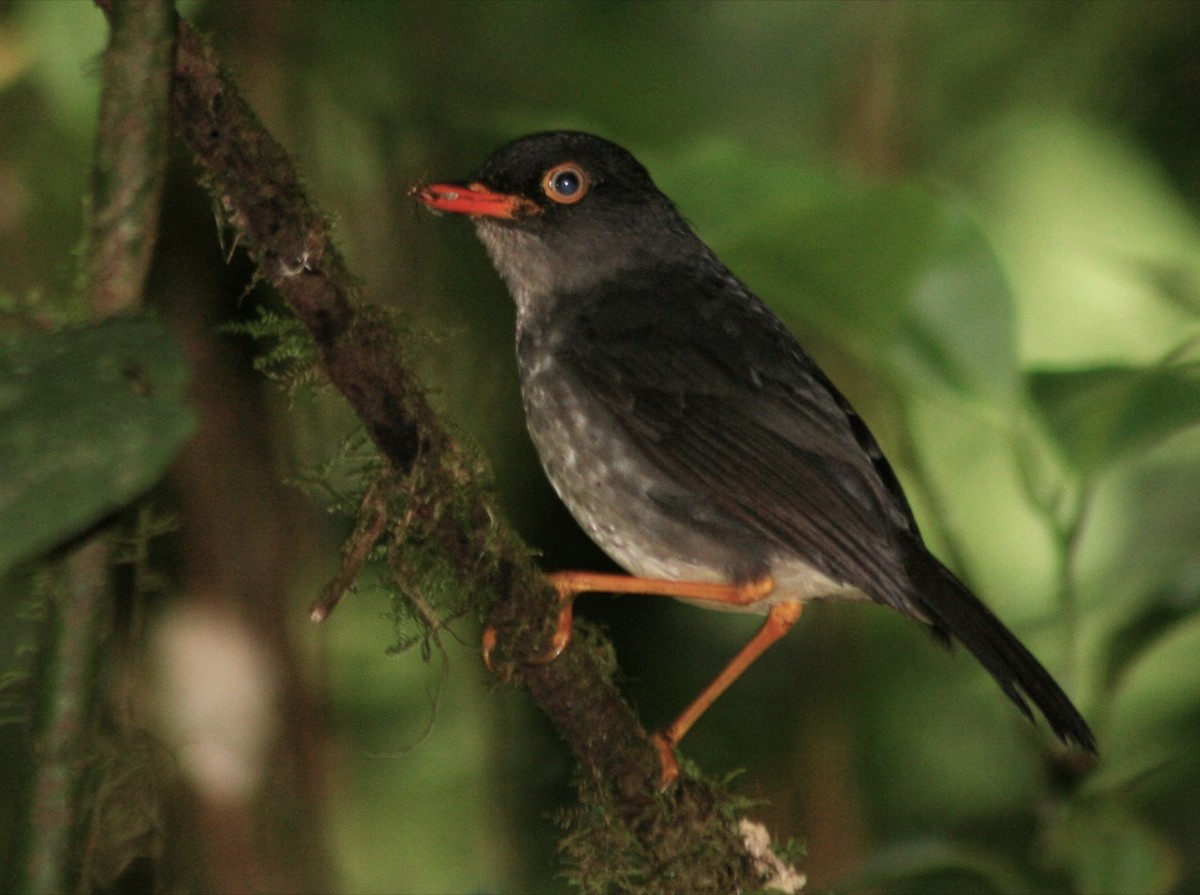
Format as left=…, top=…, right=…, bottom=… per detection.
left=90, top=1, right=802, bottom=889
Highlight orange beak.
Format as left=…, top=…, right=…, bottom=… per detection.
left=410, top=181, right=539, bottom=219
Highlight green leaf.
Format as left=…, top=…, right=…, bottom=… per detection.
left=852, top=837, right=1032, bottom=895
left=0, top=314, right=195, bottom=571
left=1051, top=804, right=1180, bottom=895
left=1029, top=358, right=1200, bottom=476
left=1088, top=611, right=1200, bottom=801
left=894, top=202, right=1019, bottom=400
left=657, top=140, right=1017, bottom=400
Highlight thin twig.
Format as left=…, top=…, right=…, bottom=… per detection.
left=85, top=0, right=174, bottom=318
left=24, top=542, right=110, bottom=895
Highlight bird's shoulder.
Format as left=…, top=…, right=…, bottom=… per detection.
left=556, top=261, right=813, bottom=396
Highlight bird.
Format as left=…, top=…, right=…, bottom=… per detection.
left=412, top=131, right=1097, bottom=783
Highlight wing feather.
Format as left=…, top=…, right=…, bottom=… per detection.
left=558, top=266, right=921, bottom=614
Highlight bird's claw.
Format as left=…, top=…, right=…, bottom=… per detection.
left=480, top=602, right=575, bottom=673
left=480, top=625, right=500, bottom=673
left=527, top=601, right=574, bottom=664
left=649, top=732, right=681, bottom=789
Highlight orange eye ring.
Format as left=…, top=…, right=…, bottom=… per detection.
left=542, top=162, right=591, bottom=205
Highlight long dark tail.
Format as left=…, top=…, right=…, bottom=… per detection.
left=905, top=544, right=1097, bottom=754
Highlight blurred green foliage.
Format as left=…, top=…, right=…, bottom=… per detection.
left=0, top=315, right=195, bottom=570
left=2, top=1, right=1200, bottom=893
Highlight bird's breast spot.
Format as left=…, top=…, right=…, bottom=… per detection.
left=568, top=409, right=591, bottom=433
left=525, top=354, right=556, bottom=379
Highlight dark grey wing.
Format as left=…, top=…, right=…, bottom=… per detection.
left=559, top=265, right=924, bottom=617
left=559, top=267, right=1098, bottom=752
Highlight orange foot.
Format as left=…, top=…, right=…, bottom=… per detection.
left=480, top=570, right=786, bottom=789
left=649, top=732, right=681, bottom=789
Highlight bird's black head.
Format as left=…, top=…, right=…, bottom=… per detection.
left=472, top=131, right=659, bottom=215
left=413, top=131, right=703, bottom=305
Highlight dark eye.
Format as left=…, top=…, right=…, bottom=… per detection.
left=542, top=162, right=590, bottom=205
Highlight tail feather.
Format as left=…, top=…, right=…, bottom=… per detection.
left=905, top=545, right=1097, bottom=755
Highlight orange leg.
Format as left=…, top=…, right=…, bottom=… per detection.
left=481, top=570, right=775, bottom=669
left=480, top=570, right=793, bottom=787
left=651, top=601, right=803, bottom=785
